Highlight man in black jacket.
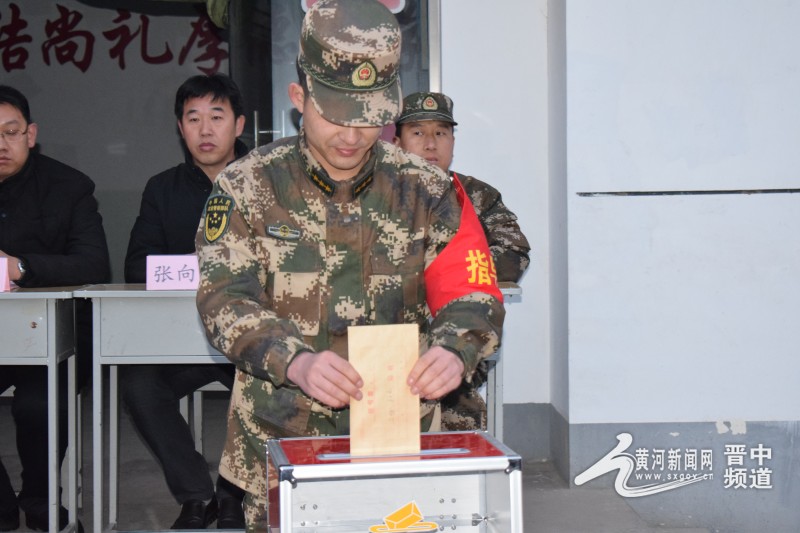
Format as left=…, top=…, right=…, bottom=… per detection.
left=0, top=85, right=110, bottom=532
left=122, top=74, right=247, bottom=530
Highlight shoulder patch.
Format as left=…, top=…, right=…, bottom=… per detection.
left=204, top=194, right=234, bottom=243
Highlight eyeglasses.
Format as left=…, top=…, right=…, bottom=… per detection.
left=0, top=128, right=28, bottom=143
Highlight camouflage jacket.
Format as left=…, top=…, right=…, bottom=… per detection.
left=453, top=171, right=531, bottom=283
left=195, top=133, right=504, bottom=495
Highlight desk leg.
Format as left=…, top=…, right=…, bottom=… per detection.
left=495, top=348, right=504, bottom=442
left=47, top=329, right=59, bottom=533
left=485, top=349, right=504, bottom=442
left=67, top=353, right=77, bottom=531
left=486, top=358, right=497, bottom=437
left=92, top=307, right=104, bottom=533
left=91, top=362, right=120, bottom=533
left=47, top=301, right=61, bottom=533
left=109, top=366, right=118, bottom=527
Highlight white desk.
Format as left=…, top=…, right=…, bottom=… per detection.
left=73, top=284, right=226, bottom=533
left=0, top=288, right=79, bottom=533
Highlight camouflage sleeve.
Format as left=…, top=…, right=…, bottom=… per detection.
left=429, top=293, right=505, bottom=381
left=195, top=173, right=311, bottom=386
left=424, top=181, right=506, bottom=379
left=464, top=175, right=531, bottom=283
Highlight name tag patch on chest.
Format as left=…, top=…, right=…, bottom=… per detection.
left=267, top=224, right=301, bottom=240
left=204, top=194, right=234, bottom=243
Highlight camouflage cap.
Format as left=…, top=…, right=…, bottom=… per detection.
left=298, top=0, right=402, bottom=127
left=396, top=92, right=458, bottom=126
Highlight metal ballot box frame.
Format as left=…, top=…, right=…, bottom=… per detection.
left=267, top=431, right=523, bottom=532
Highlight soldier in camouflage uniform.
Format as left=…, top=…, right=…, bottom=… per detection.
left=394, top=91, right=531, bottom=431
left=193, top=1, right=505, bottom=531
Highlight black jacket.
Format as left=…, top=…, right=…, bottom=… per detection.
left=124, top=140, right=249, bottom=283
left=0, top=152, right=111, bottom=287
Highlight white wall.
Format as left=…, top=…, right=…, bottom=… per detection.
left=440, top=0, right=800, bottom=424
left=567, top=0, right=800, bottom=423
left=567, top=0, right=800, bottom=193
left=548, top=0, right=569, bottom=419
left=441, top=0, right=551, bottom=405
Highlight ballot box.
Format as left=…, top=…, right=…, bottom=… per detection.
left=267, top=431, right=523, bottom=532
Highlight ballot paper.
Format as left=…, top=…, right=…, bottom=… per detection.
left=348, top=323, right=420, bottom=457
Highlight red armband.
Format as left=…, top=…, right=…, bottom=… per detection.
left=424, top=173, right=503, bottom=317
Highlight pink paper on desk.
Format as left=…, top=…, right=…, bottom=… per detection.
left=0, top=258, right=9, bottom=292
left=146, top=255, right=200, bottom=290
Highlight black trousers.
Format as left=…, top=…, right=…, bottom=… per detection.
left=0, top=365, right=70, bottom=513
left=119, top=363, right=242, bottom=504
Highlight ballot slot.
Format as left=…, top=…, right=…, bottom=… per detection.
left=317, top=447, right=470, bottom=461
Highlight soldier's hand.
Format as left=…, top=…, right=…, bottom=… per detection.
left=407, top=346, right=465, bottom=400
left=287, top=350, right=363, bottom=408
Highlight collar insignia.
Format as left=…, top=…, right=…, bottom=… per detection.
left=352, top=172, right=373, bottom=199
left=309, top=171, right=335, bottom=196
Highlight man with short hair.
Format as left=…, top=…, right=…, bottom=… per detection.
left=123, top=73, right=247, bottom=530
left=394, top=91, right=531, bottom=431
left=194, top=1, right=505, bottom=531
left=0, top=84, right=110, bottom=532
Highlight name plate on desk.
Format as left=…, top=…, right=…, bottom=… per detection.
left=146, top=255, right=200, bottom=290
left=0, top=258, right=9, bottom=292
left=0, top=257, right=11, bottom=292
